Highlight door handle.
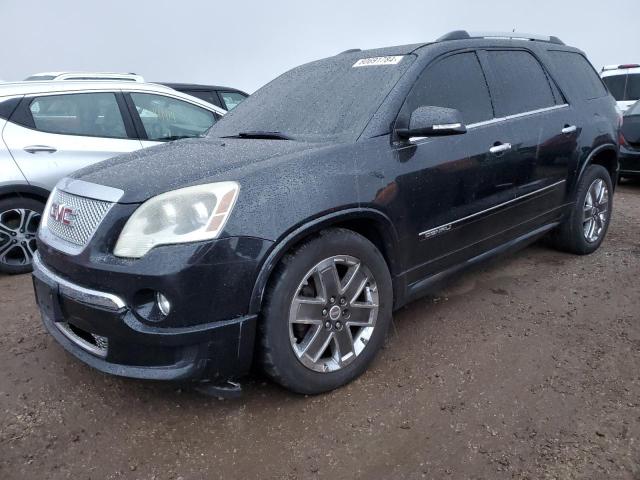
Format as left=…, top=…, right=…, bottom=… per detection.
left=24, top=145, right=57, bottom=154
left=489, top=143, right=512, bottom=155
left=561, top=125, right=577, bottom=134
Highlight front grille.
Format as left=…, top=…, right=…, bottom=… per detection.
left=56, top=322, right=108, bottom=358
left=46, top=189, right=113, bottom=247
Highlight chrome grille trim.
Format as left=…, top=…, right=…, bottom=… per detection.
left=39, top=178, right=123, bottom=255
left=46, top=189, right=113, bottom=246
left=55, top=322, right=108, bottom=358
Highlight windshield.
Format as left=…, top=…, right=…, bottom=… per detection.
left=602, top=73, right=640, bottom=101
left=207, top=54, right=414, bottom=142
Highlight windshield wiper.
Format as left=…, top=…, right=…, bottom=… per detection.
left=234, top=131, right=293, bottom=140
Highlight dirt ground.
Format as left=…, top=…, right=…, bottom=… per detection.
left=1, top=184, right=639, bottom=480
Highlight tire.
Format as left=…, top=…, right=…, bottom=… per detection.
left=259, top=228, right=393, bottom=394
left=551, top=165, right=613, bottom=255
left=0, top=197, right=44, bottom=274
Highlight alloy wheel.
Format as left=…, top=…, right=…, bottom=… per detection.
left=582, top=178, right=609, bottom=243
left=289, top=255, right=379, bottom=373
left=0, top=209, right=41, bottom=267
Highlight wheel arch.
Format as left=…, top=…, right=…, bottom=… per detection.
left=0, top=184, right=50, bottom=204
left=248, top=208, right=401, bottom=315
left=575, top=144, right=619, bottom=195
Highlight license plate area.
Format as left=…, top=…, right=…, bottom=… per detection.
left=33, top=275, right=63, bottom=322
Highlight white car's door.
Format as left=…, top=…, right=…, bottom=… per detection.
left=2, top=91, right=143, bottom=191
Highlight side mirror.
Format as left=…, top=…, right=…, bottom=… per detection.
left=396, top=106, right=467, bottom=140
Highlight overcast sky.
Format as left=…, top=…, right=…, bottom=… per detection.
left=1, top=0, right=638, bottom=92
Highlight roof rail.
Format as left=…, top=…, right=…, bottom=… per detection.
left=338, top=48, right=362, bottom=54
left=437, top=30, right=564, bottom=45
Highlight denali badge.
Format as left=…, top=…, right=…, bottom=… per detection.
left=49, top=202, right=78, bottom=227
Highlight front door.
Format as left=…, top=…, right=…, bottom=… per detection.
left=389, top=51, right=521, bottom=283
left=2, top=92, right=142, bottom=191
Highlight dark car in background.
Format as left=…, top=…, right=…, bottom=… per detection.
left=160, top=83, right=248, bottom=110
left=620, top=100, right=640, bottom=178
left=32, top=31, right=620, bottom=395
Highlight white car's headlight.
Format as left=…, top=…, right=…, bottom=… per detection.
left=114, top=181, right=239, bottom=258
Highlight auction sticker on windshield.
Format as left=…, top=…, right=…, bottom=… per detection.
left=353, top=56, right=404, bottom=67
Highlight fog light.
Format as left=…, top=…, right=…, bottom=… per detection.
left=155, top=292, right=171, bottom=316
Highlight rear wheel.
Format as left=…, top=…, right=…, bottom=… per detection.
left=0, top=197, right=44, bottom=274
left=260, top=228, right=392, bottom=394
left=551, top=165, right=612, bottom=255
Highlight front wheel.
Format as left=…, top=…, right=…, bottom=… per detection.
left=0, top=197, right=44, bottom=274
left=259, top=228, right=393, bottom=394
left=551, top=165, right=613, bottom=255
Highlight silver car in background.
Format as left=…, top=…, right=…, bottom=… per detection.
left=0, top=81, right=226, bottom=273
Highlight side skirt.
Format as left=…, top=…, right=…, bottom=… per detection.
left=399, top=221, right=560, bottom=307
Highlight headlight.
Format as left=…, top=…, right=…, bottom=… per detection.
left=114, top=181, right=239, bottom=258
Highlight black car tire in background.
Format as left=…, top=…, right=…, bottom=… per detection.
left=0, top=197, right=44, bottom=274
left=551, top=165, right=613, bottom=255
left=259, top=228, right=393, bottom=394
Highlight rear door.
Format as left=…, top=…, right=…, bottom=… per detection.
left=124, top=92, right=219, bottom=148
left=481, top=49, right=576, bottom=222
left=2, top=91, right=142, bottom=190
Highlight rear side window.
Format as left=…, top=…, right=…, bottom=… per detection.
left=548, top=51, right=608, bottom=101
left=486, top=50, right=557, bottom=116
left=602, top=74, right=640, bottom=101
left=129, top=93, right=216, bottom=141
left=28, top=93, right=127, bottom=138
left=403, top=52, right=494, bottom=125
left=219, top=91, right=247, bottom=110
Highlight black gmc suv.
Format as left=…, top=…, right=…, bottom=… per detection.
left=32, top=31, right=620, bottom=395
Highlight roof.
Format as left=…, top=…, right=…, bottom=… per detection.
left=26, top=71, right=144, bottom=82
left=601, top=65, right=640, bottom=77
left=160, top=83, right=249, bottom=96
left=0, top=81, right=227, bottom=114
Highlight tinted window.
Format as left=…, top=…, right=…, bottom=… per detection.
left=487, top=50, right=557, bottom=116
left=183, top=90, right=222, bottom=108
left=547, top=51, right=608, bottom=101
left=29, top=93, right=127, bottom=138
left=602, top=74, right=640, bottom=101
left=129, top=93, right=216, bottom=141
left=403, top=52, right=493, bottom=125
left=219, top=91, right=247, bottom=110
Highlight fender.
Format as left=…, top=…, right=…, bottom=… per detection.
left=0, top=184, right=51, bottom=202
left=572, top=143, right=618, bottom=198
left=248, top=207, right=400, bottom=314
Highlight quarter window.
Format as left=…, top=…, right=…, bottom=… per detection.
left=129, top=93, right=216, bottom=141
left=403, top=52, right=494, bottom=125
left=29, top=93, right=127, bottom=138
left=486, top=50, right=557, bottom=116
left=548, top=51, right=608, bottom=101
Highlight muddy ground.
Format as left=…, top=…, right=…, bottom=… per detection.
left=1, top=184, right=639, bottom=480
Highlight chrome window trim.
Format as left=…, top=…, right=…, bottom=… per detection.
left=32, top=252, right=126, bottom=310
left=467, top=104, right=569, bottom=129
left=408, top=104, right=569, bottom=143
left=418, top=179, right=566, bottom=240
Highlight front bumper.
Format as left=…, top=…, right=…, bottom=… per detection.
left=620, top=145, right=640, bottom=177
left=32, top=252, right=257, bottom=382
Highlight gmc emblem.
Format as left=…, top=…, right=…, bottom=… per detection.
left=49, top=202, right=78, bottom=227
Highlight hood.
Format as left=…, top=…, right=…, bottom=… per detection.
left=72, top=137, right=324, bottom=203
